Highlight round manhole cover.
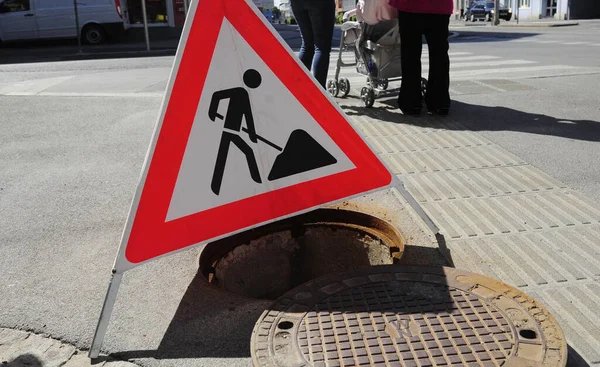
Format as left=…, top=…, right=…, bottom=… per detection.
left=251, top=266, right=567, bottom=367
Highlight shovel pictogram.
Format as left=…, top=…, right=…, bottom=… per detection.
left=209, top=69, right=337, bottom=195
left=240, top=127, right=338, bottom=181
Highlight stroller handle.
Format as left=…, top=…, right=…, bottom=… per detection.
left=342, top=8, right=357, bottom=21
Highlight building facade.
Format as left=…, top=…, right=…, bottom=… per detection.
left=335, top=0, right=356, bottom=14
left=125, top=0, right=278, bottom=29
left=275, top=0, right=358, bottom=20
left=455, top=0, right=599, bottom=20
left=124, top=0, right=181, bottom=28
left=276, top=0, right=293, bottom=19
left=252, top=0, right=275, bottom=10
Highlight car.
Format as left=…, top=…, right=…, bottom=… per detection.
left=0, top=0, right=124, bottom=45
left=465, top=1, right=512, bottom=22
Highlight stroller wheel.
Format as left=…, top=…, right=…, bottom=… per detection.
left=361, top=86, right=375, bottom=108
left=421, top=78, right=427, bottom=97
left=339, top=78, right=351, bottom=97
left=379, top=79, right=389, bottom=90
left=327, top=79, right=339, bottom=97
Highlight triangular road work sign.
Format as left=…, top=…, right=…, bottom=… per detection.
left=115, top=0, right=392, bottom=271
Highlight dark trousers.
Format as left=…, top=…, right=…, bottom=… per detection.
left=291, top=0, right=335, bottom=87
left=211, top=132, right=261, bottom=195
left=397, top=11, right=451, bottom=112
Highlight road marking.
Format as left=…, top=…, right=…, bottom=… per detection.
left=538, top=40, right=561, bottom=44
left=0, top=76, right=73, bottom=95
left=440, top=59, right=536, bottom=69
left=563, top=41, right=587, bottom=45
left=472, top=80, right=507, bottom=92
left=424, top=55, right=500, bottom=62
left=422, top=51, right=473, bottom=56
left=2, top=91, right=164, bottom=98
left=449, top=64, right=578, bottom=77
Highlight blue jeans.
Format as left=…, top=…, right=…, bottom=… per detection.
left=291, top=0, right=335, bottom=87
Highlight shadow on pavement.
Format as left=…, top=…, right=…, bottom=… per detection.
left=568, top=345, right=590, bottom=366
left=113, top=246, right=451, bottom=361
left=343, top=99, right=600, bottom=142
left=5, top=354, right=43, bottom=367
left=0, top=38, right=178, bottom=65
left=449, top=29, right=540, bottom=43
left=0, top=24, right=324, bottom=65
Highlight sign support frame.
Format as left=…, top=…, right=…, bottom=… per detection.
left=86, top=0, right=440, bottom=357
left=392, top=176, right=439, bottom=235
left=89, top=271, right=123, bottom=358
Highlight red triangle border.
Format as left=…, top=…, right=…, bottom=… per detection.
left=124, top=0, right=392, bottom=264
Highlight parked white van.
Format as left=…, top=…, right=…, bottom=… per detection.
left=0, top=0, right=126, bottom=44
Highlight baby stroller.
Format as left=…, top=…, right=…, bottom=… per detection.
left=327, top=10, right=427, bottom=108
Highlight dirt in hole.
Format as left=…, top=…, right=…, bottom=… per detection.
left=212, top=225, right=393, bottom=299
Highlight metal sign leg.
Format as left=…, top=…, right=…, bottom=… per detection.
left=141, top=0, right=150, bottom=51
left=392, top=177, right=440, bottom=235
left=89, top=271, right=124, bottom=358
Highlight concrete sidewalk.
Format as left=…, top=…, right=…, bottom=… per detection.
left=0, top=23, right=304, bottom=65
left=0, top=40, right=179, bottom=65
left=335, top=90, right=600, bottom=366
left=0, top=328, right=137, bottom=367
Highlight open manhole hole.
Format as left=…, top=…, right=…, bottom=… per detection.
left=199, top=209, right=404, bottom=300
left=251, top=266, right=567, bottom=367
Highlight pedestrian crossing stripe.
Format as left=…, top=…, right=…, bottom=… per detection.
left=113, top=0, right=392, bottom=270
left=331, top=50, right=595, bottom=81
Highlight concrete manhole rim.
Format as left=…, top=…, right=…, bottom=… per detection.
left=198, top=208, right=405, bottom=298
left=251, top=265, right=567, bottom=367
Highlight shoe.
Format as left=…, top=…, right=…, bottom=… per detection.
left=400, top=107, right=421, bottom=116
left=427, top=107, right=449, bottom=116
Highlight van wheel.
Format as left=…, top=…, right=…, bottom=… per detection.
left=82, top=24, right=106, bottom=45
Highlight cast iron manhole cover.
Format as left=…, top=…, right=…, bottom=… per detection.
left=251, top=266, right=567, bottom=367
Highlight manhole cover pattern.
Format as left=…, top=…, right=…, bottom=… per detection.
left=252, top=266, right=568, bottom=367
left=297, top=282, right=513, bottom=366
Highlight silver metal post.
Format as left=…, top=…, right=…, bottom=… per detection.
left=141, top=0, right=150, bottom=51
left=392, top=177, right=440, bottom=235
left=493, top=0, right=500, bottom=25
left=73, top=0, right=82, bottom=53
left=516, top=0, right=520, bottom=24
left=89, top=272, right=124, bottom=358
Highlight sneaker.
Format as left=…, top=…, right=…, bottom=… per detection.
left=427, top=107, right=449, bottom=116
left=401, top=108, right=421, bottom=116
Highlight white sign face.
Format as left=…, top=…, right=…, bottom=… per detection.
left=166, top=19, right=355, bottom=222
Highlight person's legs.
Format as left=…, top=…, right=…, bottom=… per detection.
left=305, top=0, right=335, bottom=87
left=423, top=13, right=451, bottom=113
left=291, top=0, right=315, bottom=71
left=397, top=11, right=424, bottom=114
left=230, top=134, right=262, bottom=185
left=211, top=132, right=232, bottom=195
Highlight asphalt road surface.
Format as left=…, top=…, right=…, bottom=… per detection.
left=1, top=21, right=599, bottom=367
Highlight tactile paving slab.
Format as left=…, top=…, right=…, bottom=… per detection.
left=251, top=266, right=567, bottom=367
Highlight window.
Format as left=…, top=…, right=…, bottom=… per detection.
left=519, top=0, right=530, bottom=8
left=0, top=0, right=30, bottom=13
left=127, top=0, right=168, bottom=24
